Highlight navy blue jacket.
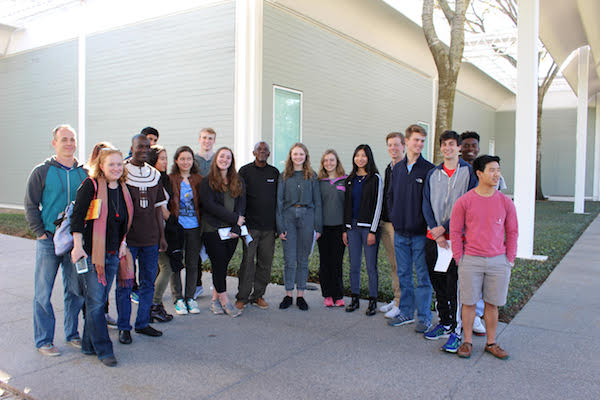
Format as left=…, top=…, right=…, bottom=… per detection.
left=387, top=154, right=435, bottom=236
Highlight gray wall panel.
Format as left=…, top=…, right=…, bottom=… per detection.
left=262, top=4, right=434, bottom=169
left=494, top=108, right=596, bottom=197
left=452, top=93, right=495, bottom=158
left=0, top=3, right=235, bottom=207
left=0, top=42, right=78, bottom=206
left=86, top=2, right=235, bottom=157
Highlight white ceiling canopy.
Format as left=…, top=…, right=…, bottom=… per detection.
left=540, top=0, right=600, bottom=98
left=0, top=0, right=78, bottom=27
left=384, top=0, right=571, bottom=95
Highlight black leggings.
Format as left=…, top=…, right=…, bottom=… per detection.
left=317, top=225, right=345, bottom=300
left=203, top=231, right=238, bottom=293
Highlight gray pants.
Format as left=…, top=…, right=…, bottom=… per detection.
left=236, top=229, right=276, bottom=303
left=281, top=207, right=314, bottom=291
left=170, top=227, right=202, bottom=301
left=152, top=252, right=173, bottom=305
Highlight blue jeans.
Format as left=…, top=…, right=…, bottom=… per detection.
left=347, top=224, right=380, bottom=298
left=80, top=254, right=118, bottom=360
left=281, top=207, right=314, bottom=291
left=116, top=245, right=158, bottom=330
left=33, top=237, right=84, bottom=348
left=394, top=234, right=432, bottom=324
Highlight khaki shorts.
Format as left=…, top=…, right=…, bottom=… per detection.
left=458, top=254, right=512, bottom=306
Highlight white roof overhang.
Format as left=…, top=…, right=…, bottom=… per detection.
left=540, top=0, right=600, bottom=98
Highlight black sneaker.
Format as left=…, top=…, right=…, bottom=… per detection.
left=296, top=297, right=309, bottom=311
left=135, top=325, right=163, bottom=337
left=101, top=356, right=118, bottom=367
left=151, top=304, right=173, bottom=323
left=279, top=296, right=293, bottom=309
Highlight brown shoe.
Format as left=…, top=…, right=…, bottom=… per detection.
left=252, top=297, right=269, bottom=309
left=485, top=343, right=509, bottom=359
left=38, top=344, right=60, bottom=357
left=234, top=300, right=246, bottom=310
left=457, top=342, right=472, bottom=358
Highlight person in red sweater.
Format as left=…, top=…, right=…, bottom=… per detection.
left=450, top=155, right=518, bottom=360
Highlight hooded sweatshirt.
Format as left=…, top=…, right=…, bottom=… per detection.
left=25, top=157, right=87, bottom=237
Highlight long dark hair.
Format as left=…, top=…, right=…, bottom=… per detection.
left=170, top=146, right=199, bottom=175
left=207, top=147, right=243, bottom=198
left=348, top=144, right=378, bottom=180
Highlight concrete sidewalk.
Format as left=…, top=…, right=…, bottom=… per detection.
left=0, top=215, right=599, bottom=400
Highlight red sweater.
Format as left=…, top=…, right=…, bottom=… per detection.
left=450, top=189, right=518, bottom=263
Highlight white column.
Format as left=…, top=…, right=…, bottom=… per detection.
left=574, top=46, right=589, bottom=214
left=234, top=0, right=263, bottom=167
left=594, top=93, right=600, bottom=201
left=77, top=1, right=86, bottom=162
left=514, top=0, right=539, bottom=259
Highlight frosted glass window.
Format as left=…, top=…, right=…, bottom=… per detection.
left=273, top=86, right=302, bottom=171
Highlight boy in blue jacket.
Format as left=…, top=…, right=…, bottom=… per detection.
left=387, top=124, right=435, bottom=332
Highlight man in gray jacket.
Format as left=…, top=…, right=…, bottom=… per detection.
left=25, top=124, right=87, bottom=356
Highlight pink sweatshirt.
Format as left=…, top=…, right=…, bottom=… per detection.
left=450, top=189, right=518, bottom=263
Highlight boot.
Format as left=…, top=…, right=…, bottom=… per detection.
left=345, top=295, right=360, bottom=312
left=159, top=303, right=174, bottom=321
left=365, top=297, right=377, bottom=316
left=151, top=304, right=173, bottom=323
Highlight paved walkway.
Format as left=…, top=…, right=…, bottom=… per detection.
left=1, top=216, right=599, bottom=399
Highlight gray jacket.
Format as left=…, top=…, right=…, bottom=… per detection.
left=276, top=171, right=322, bottom=234
left=422, top=159, right=477, bottom=232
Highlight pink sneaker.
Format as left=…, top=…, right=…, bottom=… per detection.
left=324, top=297, right=334, bottom=307
left=334, top=299, right=345, bottom=307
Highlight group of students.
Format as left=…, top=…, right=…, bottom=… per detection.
left=26, top=122, right=517, bottom=367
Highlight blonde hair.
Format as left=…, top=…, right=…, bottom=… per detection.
left=89, top=147, right=127, bottom=183
left=318, top=149, right=345, bottom=179
left=283, top=143, right=314, bottom=180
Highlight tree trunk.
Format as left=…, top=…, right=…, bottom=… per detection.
left=535, top=100, right=546, bottom=200
left=435, top=74, right=458, bottom=162
left=422, top=0, right=469, bottom=164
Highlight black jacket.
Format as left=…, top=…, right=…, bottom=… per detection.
left=199, top=178, right=246, bottom=235
left=387, top=154, right=435, bottom=235
left=343, top=173, right=384, bottom=234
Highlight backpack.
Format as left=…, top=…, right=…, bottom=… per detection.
left=53, top=202, right=74, bottom=256
left=53, top=178, right=98, bottom=256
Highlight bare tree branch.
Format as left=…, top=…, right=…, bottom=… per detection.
left=465, top=0, right=486, bottom=33
left=540, top=61, right=559, bottom=97
left=496, top=0, right=517, bottom=26
left=438, top=0, right=455, bottom=25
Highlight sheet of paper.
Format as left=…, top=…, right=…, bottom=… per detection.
left=434, top=240, right=453, bottom=272
left=217, top=225, right=250, bottom=241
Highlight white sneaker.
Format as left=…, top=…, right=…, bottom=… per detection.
left=473, top=315, right=486, bottom=335
left=174, top=299, right=188, bottom=315
left=379, top=300, right=396, bottom=313
left=186, top=299, right=200, bottom=314
left=384, top=306, right=401, bottom=319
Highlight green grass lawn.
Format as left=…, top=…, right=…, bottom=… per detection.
left=2, top=200, right=599, bottom=322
